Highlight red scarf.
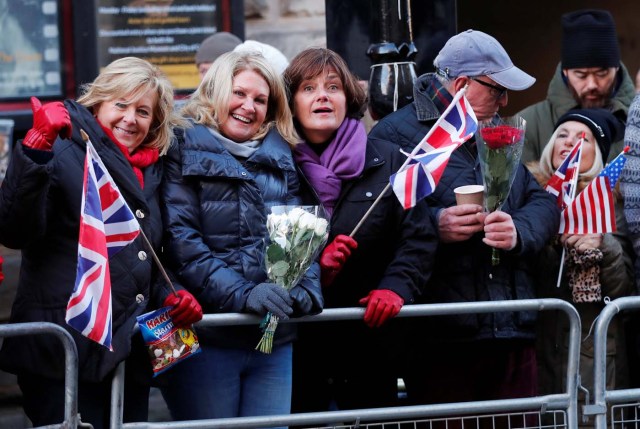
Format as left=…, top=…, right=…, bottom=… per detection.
left=99, top=124, right=159, bottom=189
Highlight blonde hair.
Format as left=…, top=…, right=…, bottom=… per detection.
left=77, top=57, right=182, bottom=155
left=182, top=51, right=297, bottom=145
left=534, top=126, right=604, bottom=187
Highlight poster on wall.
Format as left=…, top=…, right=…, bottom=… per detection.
left=0, top=119, right=13, bottom=184
left=97, top=0, right=219, bottom=91
left=0, top=0, right=63, bottom=100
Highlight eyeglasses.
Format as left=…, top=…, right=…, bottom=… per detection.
left=470, top=77, right=508, bottom=100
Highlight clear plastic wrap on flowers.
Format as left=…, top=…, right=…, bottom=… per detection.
left=256, top=205, right=329, bottom=353
left=475, top=116, right=525, bottom=265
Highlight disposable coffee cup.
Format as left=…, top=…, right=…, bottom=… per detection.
left=454, top=185, right=484, bottom=205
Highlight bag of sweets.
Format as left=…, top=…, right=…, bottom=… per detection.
left=136, top=306, right=201, bottom=376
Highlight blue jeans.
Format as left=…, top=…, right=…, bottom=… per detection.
left=160, top=343, right=292, bottom=426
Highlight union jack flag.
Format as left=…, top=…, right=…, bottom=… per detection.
left=66, top=139, right=140, bottom=349
left=390, top=89, right=478, bottom=209
left=545, top=141, right=582, bottom=210
left=559, top=175, right=616, bottom=234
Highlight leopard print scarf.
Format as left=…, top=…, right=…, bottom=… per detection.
left=566, top=247, right=603, bottom=303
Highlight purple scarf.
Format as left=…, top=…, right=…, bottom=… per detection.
left=294, top=118, right=367, bottom=216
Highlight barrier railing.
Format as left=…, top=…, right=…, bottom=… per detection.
left=0, top=321, right=80, bottom=428
left=110, top=299, right=581, bottom=429
left=588, top=296, right=640, bottom=429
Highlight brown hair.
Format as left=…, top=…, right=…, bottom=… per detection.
left=283, top=47, right=367, bottom=119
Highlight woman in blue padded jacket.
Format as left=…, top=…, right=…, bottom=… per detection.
left=159, top=51, right=323, bottom=424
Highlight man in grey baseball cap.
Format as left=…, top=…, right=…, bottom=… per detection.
left=369, top=29, right=558, bottom=406
left=370, top=29, right=534, bottom=141
left=434, top=29, right=535, bottom=91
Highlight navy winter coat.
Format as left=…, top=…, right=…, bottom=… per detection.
left=161, top=124, right=323, bottom=349
left=0, top=100, right=171, bottom=382
left=298, top=138, right=437, bottom=307
left=370, top=79, right=560, bottom=340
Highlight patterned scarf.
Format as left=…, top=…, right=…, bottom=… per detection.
left=294, top=118, right=367, bottom=216
left=620, top=93, right=640, bottom=289
left=426, top=74, right=454, bottom=114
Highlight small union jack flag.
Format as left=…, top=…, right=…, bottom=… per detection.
left=390, top=88, right=478, bottom=209
left=545, top=141, right=582, bottom=211
left=66, top=138, right=140, bottom=349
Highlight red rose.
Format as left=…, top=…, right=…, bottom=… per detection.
left=480, top=125, right=524, bottom=149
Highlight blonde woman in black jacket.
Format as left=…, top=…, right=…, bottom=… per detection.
left=0, top=57, right=202, bottom=429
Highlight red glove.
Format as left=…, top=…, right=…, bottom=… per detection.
left=358, top=289, right=404, bottom=328
left=320, top=234, right=358, bottom=287
left=163, top=290, right=203, bottom=328
left=23, top=97, right=72, bottom=150
left=0, top=256, right=4, bottom=286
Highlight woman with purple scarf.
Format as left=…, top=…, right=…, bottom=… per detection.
left=285, top=48, right=438, bottom=412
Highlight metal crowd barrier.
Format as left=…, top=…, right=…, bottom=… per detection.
left=0, top=321, right=80, bottom=429
left=589, top=296, right=640, bottom=429
left=110, top=299, right=581, bottom=429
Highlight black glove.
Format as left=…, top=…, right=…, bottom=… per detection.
left=246, top=283, right=293, bottom=319
left=290, top=285, right=313, bottom=315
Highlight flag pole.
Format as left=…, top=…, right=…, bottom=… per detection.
left=138, top=229, right=179, bottom=296
left=349, top=85, right=469, bottom=237
left=556, top=133, right=585, bottom=288
left=80, top=128, right=179, bottom=297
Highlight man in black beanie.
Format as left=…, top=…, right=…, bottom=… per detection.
left=519, top=9, right=635, bottom=165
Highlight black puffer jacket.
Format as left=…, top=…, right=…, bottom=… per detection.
left=298, top=138, right=437, bottom=308
left=294, top=135, right=438, bottom=382
left=0, top=100, right=171, bottom=382
left=370, top=81, right=561, bottom=340
left=161, top=124, right=323, bottom=349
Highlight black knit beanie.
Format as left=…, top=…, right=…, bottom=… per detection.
left=555, top=108, right=625, bottom=160
left=561, top=9, right=620, bottom=69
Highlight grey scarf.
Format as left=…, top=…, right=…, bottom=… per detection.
left=208, top=127, right=261, bottom=159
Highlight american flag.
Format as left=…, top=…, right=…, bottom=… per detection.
left=66, top=139, right=140, bottom=349
left=559, top=176, right=616, bottom=234
left=390, top=89, right=478, bottom=209
left=545, top=141, right=582, bottom=210
left=599, top=146, right=629, bottom=190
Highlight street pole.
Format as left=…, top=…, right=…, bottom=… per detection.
left=367, top=0, right=418, bottom=120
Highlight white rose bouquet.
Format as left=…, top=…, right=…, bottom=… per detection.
left=256, top=205, right=329, bottom=353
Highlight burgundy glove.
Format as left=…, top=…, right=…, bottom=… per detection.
left=358, top=289, right=404, bottom=328
left=163, top=290, right=203, bottom=328
left=22, top=97, right=72, bottom=150
left=319, top=234, right=358, bottom=287
left=0, top=256, right=4, bottom=286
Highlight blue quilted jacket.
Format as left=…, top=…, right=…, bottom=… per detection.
left=161, top=124, right=323, bottom=348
